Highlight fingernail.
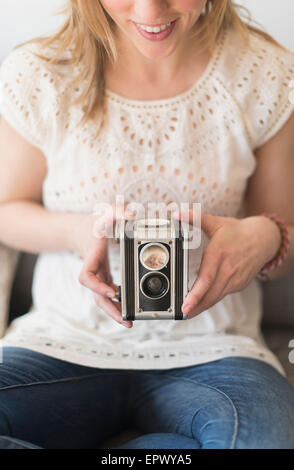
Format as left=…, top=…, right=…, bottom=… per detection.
left=125, top=209, right=135, bottom=218
left=107, top=291, right=116, bottom=298
left=182, top=303, right=191, bottom=314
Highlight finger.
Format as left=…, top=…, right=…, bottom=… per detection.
left=104, top=251, right=119, bottom=290
left=109, top=281, right=120, bottom=301
left=115, top=201, right=136, bottom=220
left=171, top=207, right=200, bottom=226
left=80, top=245, right=115, bottom=297
left=95, top=201, right=133, bottom=222
left=187, top=261, right=235, bottom=318
left=93, top=203, right=136, bottom=239
left=173, top=209, right=223, bottom=238
left=104, top=259, right=119, bottom=297
left=182, top=246, right=220, bottom=315
left=79, top=270, right=115, bottom=298
left=218, top=274, right=248, bottom=300
left=105, top=272, right=113, bottom=285
left=94, top=293, right=133, bottom=328
left=104, top=263, right=115, bottom=288
left=105, top=274, right=119, bottom=296
left=109, top=279, right=118, bottom=291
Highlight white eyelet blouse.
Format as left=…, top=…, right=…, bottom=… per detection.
left=0, top=27, right=293, bottom=374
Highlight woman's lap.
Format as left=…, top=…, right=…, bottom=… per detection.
left=128, top=357, right=294, bottom=449
left=0, top=347, right=130, bottom=449
left=0, top=347, right=294, bottom=449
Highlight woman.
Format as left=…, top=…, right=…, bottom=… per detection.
left=0, top=0, right=294, bottom=449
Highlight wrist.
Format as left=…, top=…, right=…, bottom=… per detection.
left=69, top=213, right=109, bottom=258
left=256, top=213, right=290, bottom=281
left=259, top=215, right=282, bottom=264
left=67, top=213, right=90, bottom=256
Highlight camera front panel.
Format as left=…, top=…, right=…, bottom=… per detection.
left=137, top=241, right=171, bottom=313
left=118, top=218, right=189, bottom=321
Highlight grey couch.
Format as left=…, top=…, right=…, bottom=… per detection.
left=7, top=252, right=294, bottom=449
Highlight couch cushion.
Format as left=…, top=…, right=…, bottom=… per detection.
left=0, top=243, right=19, bottom=337
left=261, top=273, right=294, bottom=327
left=263, top=327, right=294, bottom=387
left=9, top=252, right=37, bottom=323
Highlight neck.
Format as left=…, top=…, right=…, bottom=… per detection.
left=108, top=22, right=206, bottom=85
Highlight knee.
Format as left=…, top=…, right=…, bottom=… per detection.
left=191, top=392, right=238, bottom=449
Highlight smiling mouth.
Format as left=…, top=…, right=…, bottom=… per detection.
left=135, top=20, right=176, bottom=33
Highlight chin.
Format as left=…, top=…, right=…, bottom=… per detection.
left=133, top=42, right=179, bottom=60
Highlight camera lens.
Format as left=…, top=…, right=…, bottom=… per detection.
left=146, top=276, right=163, bottom=295
left=140, top=272, right=169, bottom=299
left=140, top=243, right=169, bottom=270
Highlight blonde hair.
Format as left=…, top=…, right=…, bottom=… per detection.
left=18, top=0, right=284, bottom=125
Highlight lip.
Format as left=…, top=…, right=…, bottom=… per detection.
left=132, top=19, right=177, bottom=42
left=134, top=20, right=176, bottom=27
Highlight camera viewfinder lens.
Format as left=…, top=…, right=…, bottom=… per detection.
left=140, top=243, right=169, bottom=270
left=140, top=272, right=169, bottom=299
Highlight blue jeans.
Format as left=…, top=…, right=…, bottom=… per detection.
left=0, top=347, right=294, bottom=449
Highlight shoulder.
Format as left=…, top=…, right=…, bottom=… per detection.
left=0, top=41, right=77, bottom=149
left=217, top=27, right=294, bottom=148
left=0, top=40, right=76, bottom=103
left=219, top=26, right=294, bottom=85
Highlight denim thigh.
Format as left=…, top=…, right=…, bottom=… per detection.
left=0, top=347, right=130, bottom=449
left=129, top=357, right=294, bottom=449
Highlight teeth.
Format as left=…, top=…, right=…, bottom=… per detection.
left=137, top=22, right=171, bottom=33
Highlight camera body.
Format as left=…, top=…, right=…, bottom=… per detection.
left=115, top=217, right=189, bottom=321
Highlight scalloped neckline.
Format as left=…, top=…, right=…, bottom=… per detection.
left=105, top=27, right=228, bottom=108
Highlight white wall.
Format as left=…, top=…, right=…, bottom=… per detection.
left=0, top=0, right=293, bottom=62
left=239, top=0, right=294, bottom=50
left=0, top=0, right=65, bottom=62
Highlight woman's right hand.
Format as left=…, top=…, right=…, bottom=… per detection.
left=72, top=203, right=136, bottom=328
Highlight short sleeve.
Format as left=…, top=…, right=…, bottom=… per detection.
left=248, top=39, right=294, bottom=149
left=222, top=29, right=294, bottom=150
left=0, top=44, right=56, bottom=150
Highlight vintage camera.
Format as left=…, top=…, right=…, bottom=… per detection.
left=115, top=217, right=189, bottom=321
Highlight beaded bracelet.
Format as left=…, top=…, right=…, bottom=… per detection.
left=256, top=213, right=290, bottom=282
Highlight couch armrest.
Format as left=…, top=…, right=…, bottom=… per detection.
left=0, top=243, right=20, bottom=338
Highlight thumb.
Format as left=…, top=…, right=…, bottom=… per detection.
left=201, top=212, right=224, bottom=238
left=172, top=209, right=223, bottom=238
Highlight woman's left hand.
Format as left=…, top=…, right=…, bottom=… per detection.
left=172, top=210, right=282, bottom=319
